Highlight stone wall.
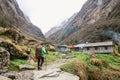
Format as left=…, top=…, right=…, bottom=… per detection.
left=0, top=48, right=10, bottom=73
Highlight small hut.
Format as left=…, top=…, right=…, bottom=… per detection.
left=83, top=41, right=113, bottom=54
left=74, top=41, right=113, bottom=54
left=57, top=45, right=69, bottom=52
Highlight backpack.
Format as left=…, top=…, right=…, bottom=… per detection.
left=35, top=45, right=43, bottom=58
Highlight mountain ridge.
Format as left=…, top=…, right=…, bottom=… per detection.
left=0, top=0, right=45, bottom=40
left=46, top=0, right=120, bottom=45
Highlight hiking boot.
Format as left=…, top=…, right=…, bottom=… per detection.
left=38, top=66, right=42, bottom=70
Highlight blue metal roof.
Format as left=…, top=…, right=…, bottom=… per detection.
left=75, top=44, right=86, bottom=47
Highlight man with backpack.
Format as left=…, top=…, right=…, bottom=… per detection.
left=35, top=43, right=47, bottom=70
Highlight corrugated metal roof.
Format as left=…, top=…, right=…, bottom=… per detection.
left=75, top=44, right=86, bottom=47
left=84, top=41, right=113, bottom=47
left=75, top=41, right=113, bottom=47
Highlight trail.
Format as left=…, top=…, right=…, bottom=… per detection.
left=2, top=58, right=79, bottom=80
left=33, top=58, right=79, bottom=80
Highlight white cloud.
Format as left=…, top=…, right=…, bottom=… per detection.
left=16, top=0, right=87, bottom=34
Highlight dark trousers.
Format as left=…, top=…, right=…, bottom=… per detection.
left=37, top=57, right=44, bottom=70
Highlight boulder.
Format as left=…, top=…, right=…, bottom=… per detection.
left=0, top=48, right=10, bottom=73
left=19, top=64, right=35, bottom=71
left=0, top=41, right=28, bottom=59
left=0, top=75, right=11, bottom=80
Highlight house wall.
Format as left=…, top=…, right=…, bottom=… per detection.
left=82, top=46, right=113, bottom=54
left=57, top=46, right=67, bottom=52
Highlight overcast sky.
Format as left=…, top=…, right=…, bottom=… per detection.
left=16, top=0, right=87, bottom=34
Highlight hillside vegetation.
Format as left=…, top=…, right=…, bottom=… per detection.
left=61, top=53, right=120, bottom=80
left=0, top=27, right=39, bottom=59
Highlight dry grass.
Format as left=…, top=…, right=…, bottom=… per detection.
left=72, top=59, right=88, bottom=80
left=90, top=58, right=103, bottom=66
left=97, top=69, right=120, bottom=80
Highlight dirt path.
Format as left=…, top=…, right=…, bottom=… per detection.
left=33, top=58, right=79, bottom=80
left=2, top=58, right=79, bottom=80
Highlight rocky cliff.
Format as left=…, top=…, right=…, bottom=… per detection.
left=0, top=0, right=45, bottom=40
left=45, top=26, right=61, bottom=38
left=46, top=13, right=77, bottom=44
left=0, top=0, right=45, bottom=59
left=47, top=0, right=120, bottom=45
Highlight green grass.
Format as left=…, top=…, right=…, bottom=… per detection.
left=69, top=52, right=120, bottom=65
left=60, top=62, right=74, bottom=73
left=95, top=54, right=120, bottom=69
left=45, top=51, right=60, bottom=64
left=68, top=51, right=90, bottom=61
left=9, top=59, right=30, bottom=71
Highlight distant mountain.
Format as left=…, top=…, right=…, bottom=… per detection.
left=0, top=0, right=45, bottom=40
left=46, top=0, right=120, bottom=45
left=46, top=13, right=77, bottom=44
left=45, top=26, right=61, bottom=38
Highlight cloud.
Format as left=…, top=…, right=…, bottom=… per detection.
left=16, top=0, right=87, bottom=34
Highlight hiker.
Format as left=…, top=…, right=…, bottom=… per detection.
left=35, top=43, right=47, bottom=70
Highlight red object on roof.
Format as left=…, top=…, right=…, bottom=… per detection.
left=71, top=45, right=75, bottom=49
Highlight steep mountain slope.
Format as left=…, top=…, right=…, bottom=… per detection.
left=47, top=0, right=120, bottom=45
left=0, top=0, right=45, bottom=59
left=0, top=0, right=45, bottom=40
left=46, top=13, right=77, bottom=44
left=45, top=26, right=61, bottom=38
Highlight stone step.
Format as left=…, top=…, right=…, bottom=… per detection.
left=19, top=64, right=35, bottom=71
left=0, top=75, right=11, bottom=80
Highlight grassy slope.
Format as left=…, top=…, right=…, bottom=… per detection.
left=61, top=52, right=120, bottom=80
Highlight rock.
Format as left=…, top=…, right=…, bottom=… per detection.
left=33, top=68, right=79, bottom=80
left=19, top=65, right=35, bottom=70
left=2, top=71, right=33, bottom=80
left=0, top=48, right=10, bottom=73
left=46, top=71, right=60, bottom=77
left=2, top=72, right=18, bottom=80
left=0, top=41, right=28, bottom=59
left=7, top=74, right=16, bottom=80
left=38, top=68, right=61, bottom=78
left=0, top=75, right=11, bottom=80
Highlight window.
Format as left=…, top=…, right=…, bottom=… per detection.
left=87, top=47, right=89, bottom=50
left=105, top=46, right=108, bottom=50
left=95, top=47, right=98, bottom=50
